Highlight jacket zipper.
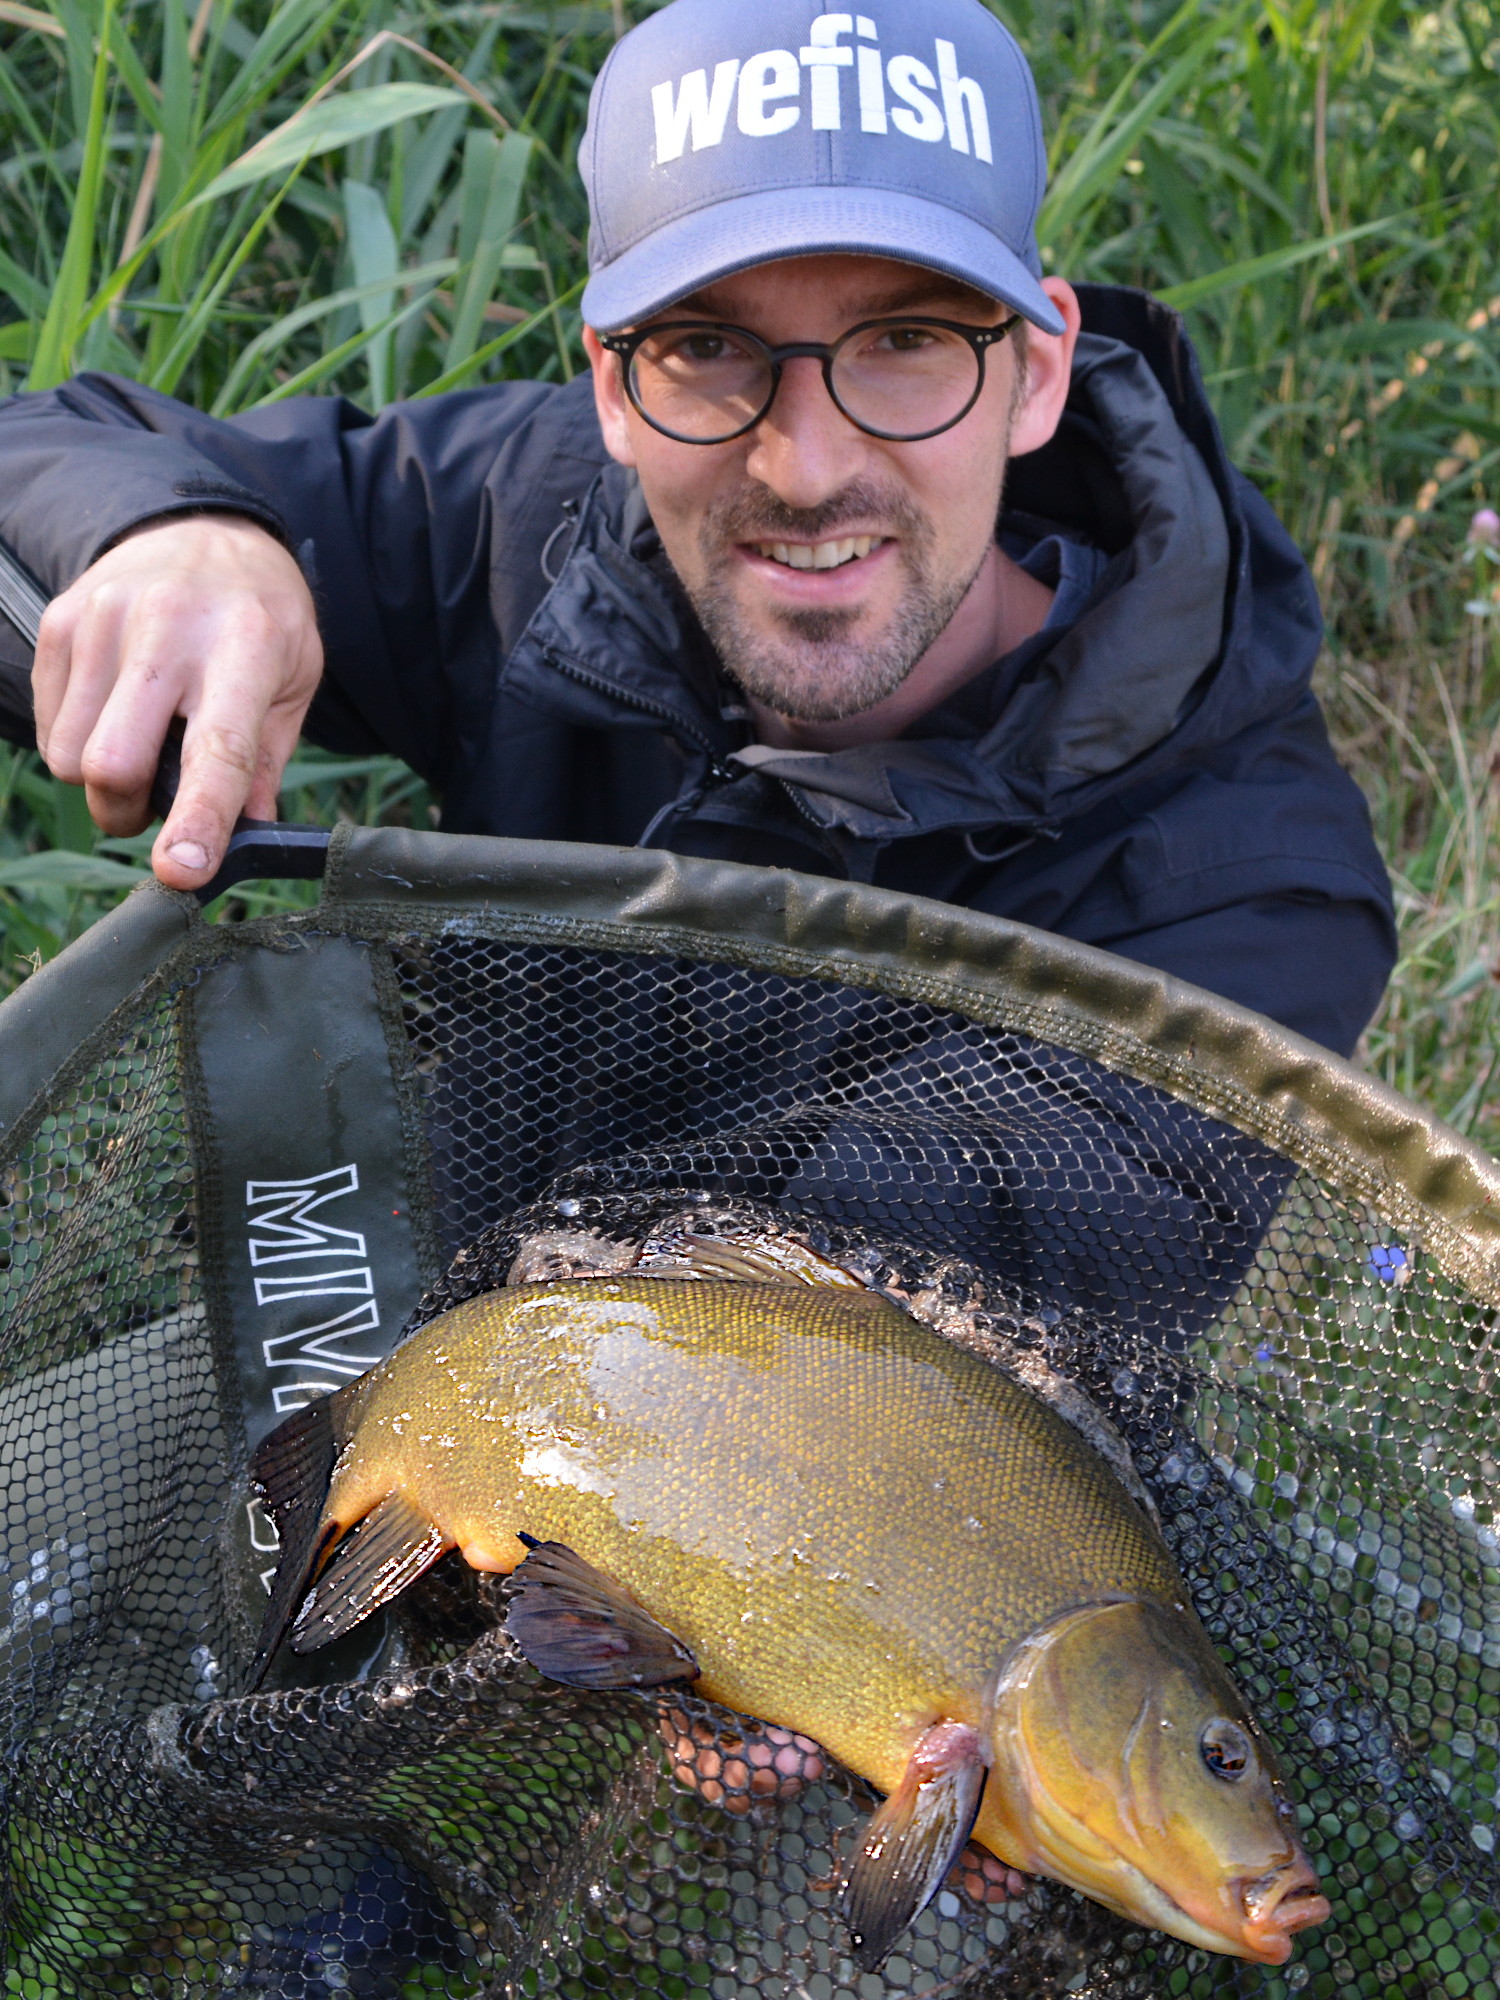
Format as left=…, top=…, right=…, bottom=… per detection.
left=544, top=645, right=854, bottom=867
left=542, top=646, right=734, bottom=779
left=773, top=775, right=851, bottom=866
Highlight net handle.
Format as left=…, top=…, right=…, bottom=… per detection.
left=0, top=534, right=329, bottom=901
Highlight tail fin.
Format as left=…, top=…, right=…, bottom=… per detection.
left=290, top=1493, right=452, bottom=1653
left=246, top=1398, right=340, bottom=1689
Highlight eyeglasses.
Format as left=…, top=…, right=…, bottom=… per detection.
left=599, top=314, right=1019, bottom=446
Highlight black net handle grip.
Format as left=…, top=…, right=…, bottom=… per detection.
left=0, top=534, right=329, bottom=903
left=0, top=532, right=48, bottom=650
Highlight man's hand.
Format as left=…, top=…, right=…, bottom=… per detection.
left=32, top=514, right=323, bottom=891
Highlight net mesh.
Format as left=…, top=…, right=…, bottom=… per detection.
left=1, top=915, right=1496, bottom=2000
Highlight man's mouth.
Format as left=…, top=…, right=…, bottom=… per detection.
left=749, top=535, right=885, bottom=573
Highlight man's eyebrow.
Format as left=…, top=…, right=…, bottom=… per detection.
left=836, top=277, right=999, bottom=317
left=663, top=275, right=1001, bottom=322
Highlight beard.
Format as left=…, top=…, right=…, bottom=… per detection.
left=682, top=480, right=988, bottom=723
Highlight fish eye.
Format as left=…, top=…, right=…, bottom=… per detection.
left=1200, top=1719, right=1253, bottom=1781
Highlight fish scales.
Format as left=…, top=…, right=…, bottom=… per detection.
left=325, top=1277, right=1184, bottom=1799
left=276, top=1257, right=1329, bottom=1969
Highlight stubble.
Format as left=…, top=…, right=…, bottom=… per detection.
left=683, top=481, right=990, bottom=724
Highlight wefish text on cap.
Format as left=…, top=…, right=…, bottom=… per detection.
left=579, top=0, right=1065, bottom=337
left=651, top=22, right=993, bottom=163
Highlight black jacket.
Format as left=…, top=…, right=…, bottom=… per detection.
left=0, top=284, right=1393, bottom=1055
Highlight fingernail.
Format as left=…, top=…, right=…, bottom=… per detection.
left=165, top=841, right=210, bottom=872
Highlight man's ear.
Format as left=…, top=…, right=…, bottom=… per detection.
left=1008, top=278, right=1081, bottom=459
left=583, top=325, right=638, bottom=469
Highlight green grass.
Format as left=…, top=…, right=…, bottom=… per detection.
left=0, top=0, right=1497, bottom=1144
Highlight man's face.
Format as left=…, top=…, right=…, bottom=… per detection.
left=585, top=255, right=1059, bottom=724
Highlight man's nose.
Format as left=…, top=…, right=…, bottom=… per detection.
left=742, top=357, right=871, bottom=508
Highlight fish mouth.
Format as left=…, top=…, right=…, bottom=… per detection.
left=1235, top=1860, right=1332, bottom=1964
left=1076, top=1858, right=1325, bottom=1965
left=1126, top=1856, right=1330, bottom=1966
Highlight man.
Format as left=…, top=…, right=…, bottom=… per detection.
left=0, top=0, right=1393, bottom=1055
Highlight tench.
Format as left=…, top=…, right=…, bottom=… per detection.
left=251, top=1226, right=1328, bottom=1971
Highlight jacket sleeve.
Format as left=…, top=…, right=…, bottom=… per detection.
left=1101, top=891, right=1395, bottom=1058
left=0, top=370, right=609, bottom=788
left=1091, top=698, right=1397, bottom=1055
left=965, top=695, right=1397, bottom=1056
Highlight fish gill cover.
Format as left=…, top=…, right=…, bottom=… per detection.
left=0, top=858, right=1495, bottom=2000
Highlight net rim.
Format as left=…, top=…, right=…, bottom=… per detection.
left=324, top=827, right=1500, bottom=1301
left=2, top=826, right=1497, bottom=1302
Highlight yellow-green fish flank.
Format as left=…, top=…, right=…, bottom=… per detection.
left=266, top=1270, right=1329, bottom=1966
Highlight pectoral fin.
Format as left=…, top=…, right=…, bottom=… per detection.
left=841, top=1721, right=989, bottom=1972
left=504, top=1535, right=699, bottom=1689
left=290, top=1492, right=453, bottom=1653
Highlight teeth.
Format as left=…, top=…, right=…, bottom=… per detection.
left=756, top=535, right=880, bottom=571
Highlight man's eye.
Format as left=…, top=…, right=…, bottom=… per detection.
left=881, top=325, right=937, bottom=353
left=674, top=332, right=731, bottom=363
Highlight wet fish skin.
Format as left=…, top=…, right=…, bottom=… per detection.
left=308, top=1279, right=1184, bottom=1725
left=267, top=1275, right=1326, bottom=1963
left=984, top=1598, right=1327, bottom=1962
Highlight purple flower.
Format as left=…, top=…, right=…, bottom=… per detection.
left=1471, top=507, right=1500, bottom=549
left=1367, top=1244, right=1410, bottom=1285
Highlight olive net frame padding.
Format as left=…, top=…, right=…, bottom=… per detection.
left=0, top=829, right=1496, bottom=2000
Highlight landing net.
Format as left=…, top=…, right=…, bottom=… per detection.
left=0, top=829, right=1495, bottom=1999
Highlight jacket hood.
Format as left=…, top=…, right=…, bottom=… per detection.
left=499, top=284, right=1321, bottom=856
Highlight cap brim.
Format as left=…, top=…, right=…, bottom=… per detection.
left=581, top=183, right=1065, bottom=336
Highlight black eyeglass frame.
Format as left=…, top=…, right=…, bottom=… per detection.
left=599, top=314, right=1020, bottom=446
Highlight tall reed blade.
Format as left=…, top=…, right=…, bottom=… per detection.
left=27, top=0, right=114, bottom=389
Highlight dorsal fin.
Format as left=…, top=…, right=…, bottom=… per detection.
left=638, top=1230, right=868, bottom=1290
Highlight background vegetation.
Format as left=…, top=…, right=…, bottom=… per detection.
left=0, top=0, right=1496, bottom=1142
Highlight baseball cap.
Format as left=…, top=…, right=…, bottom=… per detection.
left=578, top=0, right=1064, bottom=336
